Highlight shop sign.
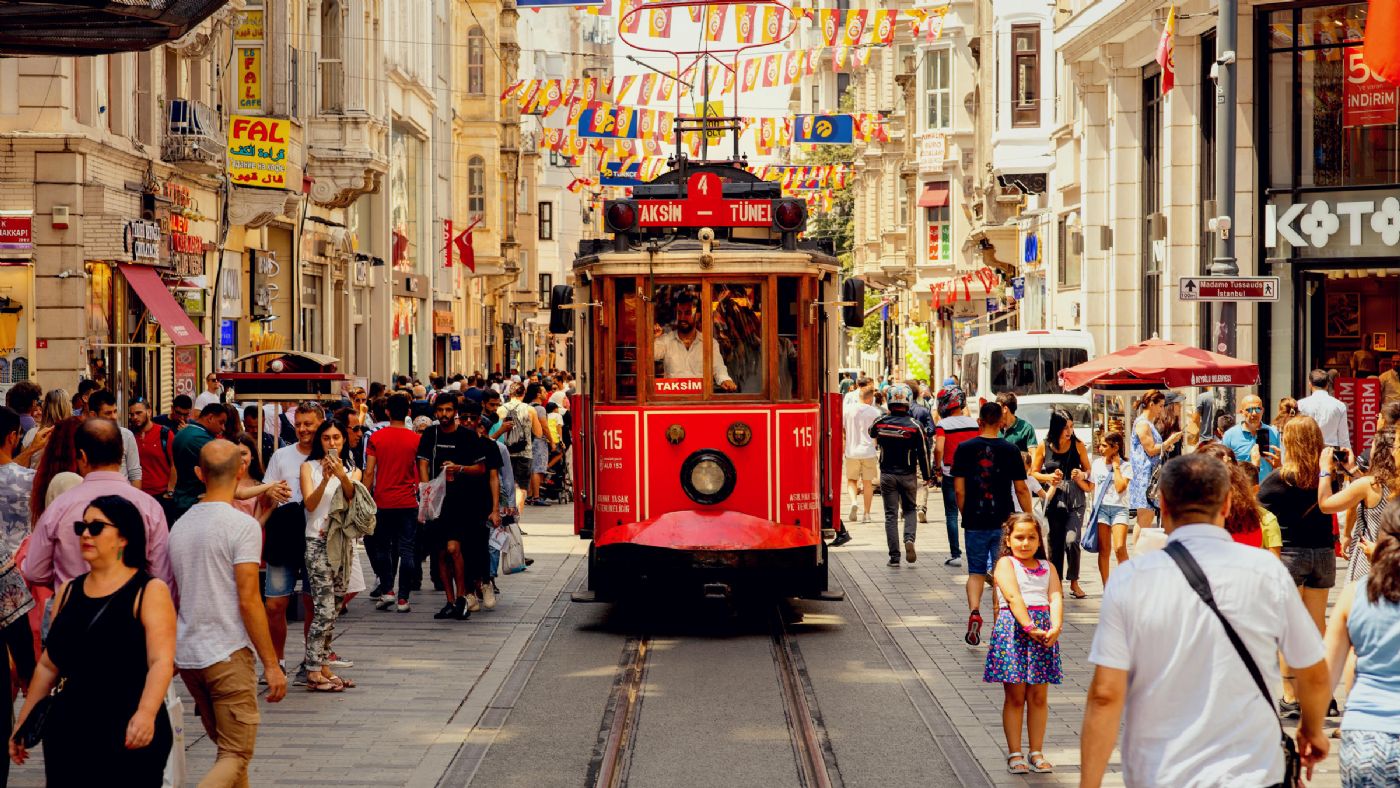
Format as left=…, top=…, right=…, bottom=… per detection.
left=227, top=115, right=288, bottom=189
left=1343, top=47, right=1398, bottom=128
left=124, top=220, right=162, bottom=264
left=433, top=309, right=455, bottom=334
left=233, top=9, right=264, bottom=41
left=1336, top=377, right=1382, bottom=452
left=0, top=213, right=32, bottom=251
left=1011, top=276, right=1025, bottom=300
left=174, top=347, right=198, bottom=398
left=918, top=133, right=946, bottom=171
left=450, top=335, right=462, bottom=351
left=237, top=47, right=263, bottom=113
left=1265, top=195, right=1400, bottom=257
left=1177, top=276, right=1280, bottom=301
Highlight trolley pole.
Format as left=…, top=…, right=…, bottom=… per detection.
left=1210, top=0, right=1240, bottom=408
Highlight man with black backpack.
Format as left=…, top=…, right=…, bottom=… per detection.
left=491, top=383, right=542, bottom=513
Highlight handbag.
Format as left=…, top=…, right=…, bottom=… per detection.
left=1145, top=464, right=1163, bottom=507
left=13, top=582, right=117, bottom=748
left=1164, top=542, right=1303, bottom=788
left=161, top=686, right=186, bottom=788
left=499, top=522, right=527, bottom=575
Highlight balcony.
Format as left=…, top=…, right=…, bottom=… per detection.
left=305, top=112, right=387, bottom=208
left=162, top=99, right=224, bottom=174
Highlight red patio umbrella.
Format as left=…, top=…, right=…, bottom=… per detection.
left=1058, top=338, right=1259, bottom=391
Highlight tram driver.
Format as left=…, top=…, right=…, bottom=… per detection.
left=653, top=292, right=737, bottom=391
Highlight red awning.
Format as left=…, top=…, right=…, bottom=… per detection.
left=917, top=182, right=950, bottom=208
left=1057, top=338, right=1259, bottom=390
left=117, top=264, right=208, bottom=347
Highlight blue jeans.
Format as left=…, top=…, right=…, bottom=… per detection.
left=941, top=479, right=961, bottom=558
left=371, top=507, right=418, bottom=601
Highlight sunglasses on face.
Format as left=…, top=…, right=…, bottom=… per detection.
left=1245, top=407, right=1263, bottom=414
left=73, top=519, right=114, bottom=538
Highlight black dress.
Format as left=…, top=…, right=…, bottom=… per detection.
left=41, top=571, right=171, bottom=787
left=1043, top=439, right=1087, bottom=583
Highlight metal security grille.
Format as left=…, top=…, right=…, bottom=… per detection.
left=0, top=1, right=229, bottom=56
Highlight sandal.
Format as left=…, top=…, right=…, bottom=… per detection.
left=326, top=675, right=356, bottom=690
left=1028, top=751, right=1053, bottom=773
left=1006, top=752, right=1029, bottom=774
left=306, top=674, right=343, bottom=692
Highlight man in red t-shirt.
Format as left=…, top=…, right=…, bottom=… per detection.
left=129, top=400, right=176, bottom=504
left=363, top=392, right=422, bottom=611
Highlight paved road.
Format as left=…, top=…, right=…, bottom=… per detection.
left=7, top=492, right=1347, bottom=786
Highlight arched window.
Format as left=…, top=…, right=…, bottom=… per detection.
left=467, top=26, right=486, bottom=95
left=468, top=155, right=485, bottom=215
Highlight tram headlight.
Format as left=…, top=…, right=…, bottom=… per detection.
left=680, top=450, right=737, bottom=506
left=772, top=199, right=806, bottom=232
left=605, top=200, right=638, bottom=233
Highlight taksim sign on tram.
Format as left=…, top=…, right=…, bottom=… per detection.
left=632, top=172, right=774, bottom=227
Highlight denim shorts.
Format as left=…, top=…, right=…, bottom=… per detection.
left=1281, top=546, right=1337, bottom=589
left=1097, top=504, right=1130, bottom=526
left=264, top=560, right=309, bottom=598
left=965, top=528, right=1002, bottom=576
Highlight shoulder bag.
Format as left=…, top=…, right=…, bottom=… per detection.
left=1163, top=542, right=1302, bottom=788
left=12, top=580, right=117, bottom=748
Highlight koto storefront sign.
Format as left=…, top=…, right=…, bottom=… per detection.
left=0, top=213, right=32, bottom=251
left=1265, top=193, right=1400, bottom=257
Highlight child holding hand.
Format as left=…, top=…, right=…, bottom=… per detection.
left=984, top=513, right=1063, bottom=774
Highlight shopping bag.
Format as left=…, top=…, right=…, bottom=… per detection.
left=1081, top=483, right=1110, bottom=554
left=417, top=475, right=446, bottom=523
left=500, top=523, right=527, bottom=575
left=161, top=686, right=186, bottom=788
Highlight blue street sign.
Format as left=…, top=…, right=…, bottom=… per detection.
left=792, top=114, right=855, bottom=145
left=1011, top=277, right=1025, bottom=300
left=450, top=335, right=462, bottom=351
left=220, top=319, right=235, bottom=347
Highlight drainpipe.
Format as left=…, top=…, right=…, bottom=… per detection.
left=1210, top=0, right=1239, bottom=408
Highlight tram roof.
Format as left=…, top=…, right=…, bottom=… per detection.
left=574, top=240, right=839, bottom=277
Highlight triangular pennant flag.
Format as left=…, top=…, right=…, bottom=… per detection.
left=704, top=5, right=728, bottom=41
left=820, top=9, right=840, bottom=46
left=648, top=6, right=672, bottom=37
left=736, top=4, right=756, bottom=43
left=842, top=10, right=868, bottom=46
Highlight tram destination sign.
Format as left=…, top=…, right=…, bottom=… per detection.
left=1177, top=276, right=1280, bottom=302
left=635, top=171, right=772, bottom=228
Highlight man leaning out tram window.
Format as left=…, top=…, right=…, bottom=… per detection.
left=652, top=292, right=737, bottom=392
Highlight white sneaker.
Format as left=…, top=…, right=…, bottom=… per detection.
left=396, top=599, right=411, bottom=612
left=326, top=652, right=353, bottom=668
left=848, top=504, right=858, bottom=523
left=481, top=584, right=497, bottom=610
left=375, top=594, right=395, bottom=611
left=466, top=593, right=481, bottom=612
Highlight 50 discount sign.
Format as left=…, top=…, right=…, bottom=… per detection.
left=1344, top=47, right=1399, bottom=128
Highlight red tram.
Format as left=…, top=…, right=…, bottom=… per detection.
left=551, top=161, right=865, bottom=600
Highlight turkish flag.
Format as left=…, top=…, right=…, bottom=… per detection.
left=1366, top=0, right=1400, bottom=85
left=453, top=218, right=481, bottom=273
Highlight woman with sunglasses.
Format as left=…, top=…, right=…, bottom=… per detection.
left=10, top=495, right=176, bottom=785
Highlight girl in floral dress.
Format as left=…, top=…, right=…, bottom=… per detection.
left=985, top=513, right=1063, bottom=774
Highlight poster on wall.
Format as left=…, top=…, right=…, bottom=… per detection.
left=174, top=346, right=197, bottom=398
left=1326, top=291, right=1361, bottom=338
left=1336, top=377, right=1381, bottom=451
left=1343, top=47, right=1399, bottom=127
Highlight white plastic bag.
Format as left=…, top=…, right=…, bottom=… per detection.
left=417, top=475, right=446, bottom=523
left=500, top=522, right=527, bottom=574
left=1133, top=525, right=1169, bottom=557
left=162, top=686, right=186, bottom=788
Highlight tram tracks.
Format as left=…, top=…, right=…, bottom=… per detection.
left=586, top=605, right=844, bottom=788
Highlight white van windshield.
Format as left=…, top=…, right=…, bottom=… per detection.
left=990, top=347, right=1089, bottom=395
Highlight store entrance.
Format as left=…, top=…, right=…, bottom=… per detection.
left=1303, top=270, right=1400, bottom=381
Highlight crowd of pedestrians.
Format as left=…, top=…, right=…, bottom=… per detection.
left=0, top=367, right=573, bottom=786
left=841, top=367, right=1400, bottom=786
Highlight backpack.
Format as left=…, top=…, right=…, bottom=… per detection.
left=502, top=401, right=530, bottom=455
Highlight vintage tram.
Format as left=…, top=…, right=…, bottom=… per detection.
left=552, top=160, right=865, bottom=600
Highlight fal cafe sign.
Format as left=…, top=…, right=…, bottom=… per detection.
left=1266, top=196, right=1400, bottom=254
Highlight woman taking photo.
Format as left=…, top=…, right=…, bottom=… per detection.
left=1128, top=390, right=1183, bottom=533
left=1322, top=507, right=1400, bottom=786
left=1031, top=409, right=1092, bottom=599
left=1259, top=415, right=1339, bottom=717
left=10, top=495, right=176, bottom=785
left=301, top=419, right=360, bottom=692
left=1321, top=429, right=1399, bottom=583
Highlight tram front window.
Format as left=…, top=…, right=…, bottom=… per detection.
left=651, top=283, right=762, bottom=395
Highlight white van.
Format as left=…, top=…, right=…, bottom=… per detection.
left=959, top=330, right=1096, bottom=402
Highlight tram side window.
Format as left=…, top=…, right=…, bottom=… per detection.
left=712, top=283, right=764, bottom=395
left=777, top=277, right=801, bottom=399
left=614, top=279, right=638, bottom=401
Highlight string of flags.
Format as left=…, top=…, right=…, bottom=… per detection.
left=559, top=1, right=951, bottom=47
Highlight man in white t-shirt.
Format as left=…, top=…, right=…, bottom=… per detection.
left=194, top=373, right=223, bottom=411
left=169, top=440, right=286, bottom=785
left=842, top=386, right=882, bottom=528
left=1081, top=453, right=1330, bottom=787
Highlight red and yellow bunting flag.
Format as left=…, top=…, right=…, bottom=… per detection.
left=657, top=73, right=674, bottom=102
left=616, top=75, right=637, bottom=103
left=703, top=5, right=727, bottom=41
left=761, top=54, right=780, bottom=87
left=819, top=9, right=840, bottom=45
left=619, top=0, right=642, bottom=33
left=783, top=51, right=801, bottom=84
left=741, top=58, right=760, bottom=91
left=853, top=46, right=874, bottom=70
left=872, top=10, right=897, bottom=45
left=736, top=4, right=756, bottom=43
left=637, top=74, right=656, bottom=105
left=648, top=6, right=672, bottom=37
left=760, top=6, right=785, bottom=43
left=841, top=10, right=868, bottom=46
left=686, top=5, right=702, bottom=23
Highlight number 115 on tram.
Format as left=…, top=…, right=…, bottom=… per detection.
left=546, top=164, right=868, bottom=600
